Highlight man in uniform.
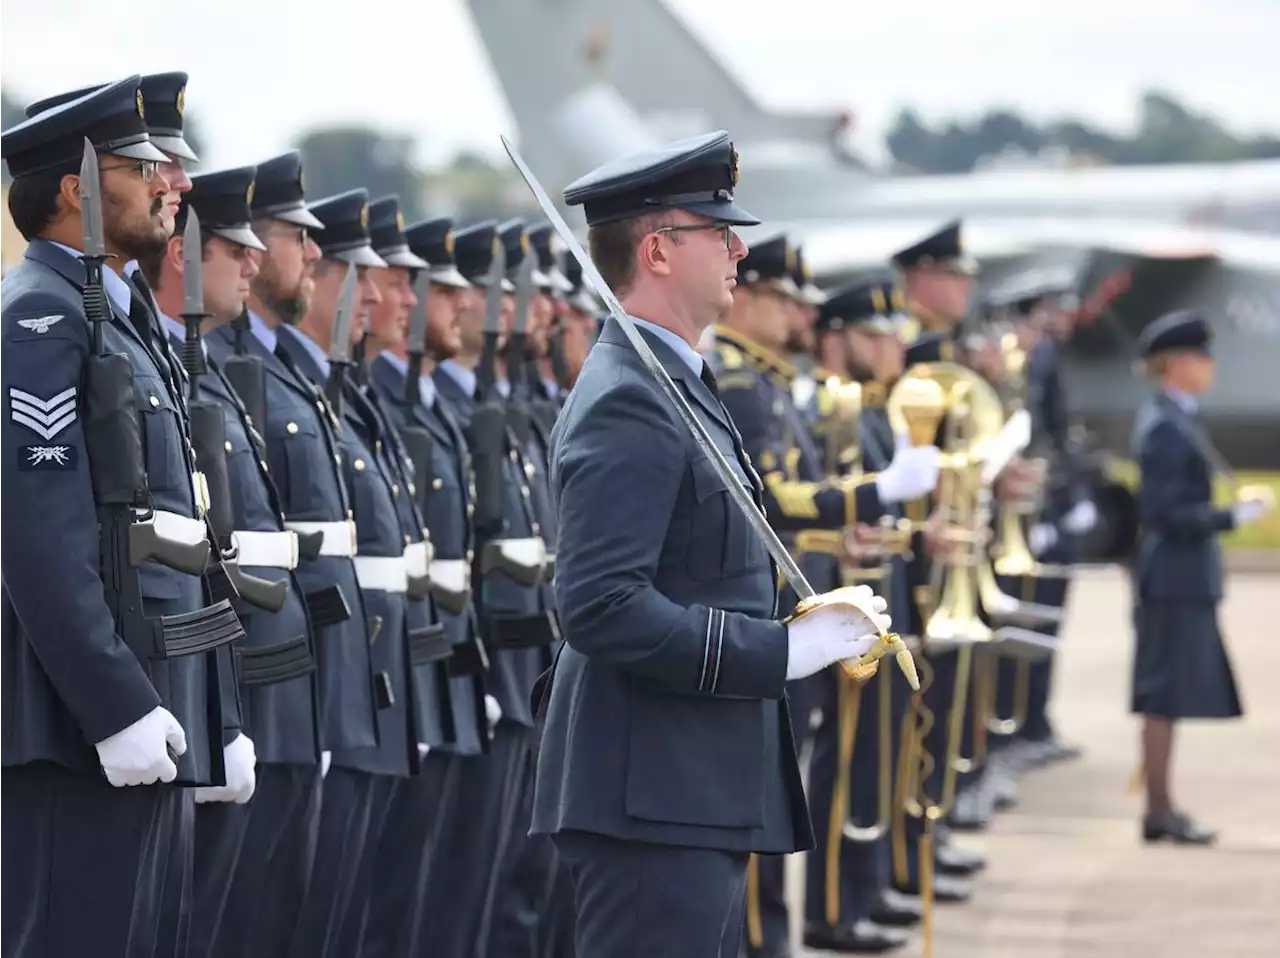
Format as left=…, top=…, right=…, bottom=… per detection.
left=139, top=164, right=327, bottom=958
left=799, top=278, right=937, bottom=954
left=532, top=130, right=895, bottom=958
left=559, top=250, right=602, bottom=387
left=891, top=220, right=978, bottom=349
left=275, top=187, right=439, bottom=957
left=2, top=77, right=240, bottom=958
left=709, top=237, right=936, bottom=956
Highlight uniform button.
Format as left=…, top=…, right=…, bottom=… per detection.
left=224, top=441, right=233, bottom=453
left=348, top=509, right=354, bottom=520
left=466, top=504, right=475, bottom=518
left=149, top=395, right=160, bottom=407
left=335, top=453, right=342, bottom=465
left=354, top=458, right=366, bottom=472
left=376, top=440, right=383, bottom=454
left=408, top=482, right=416, bottom=496
left=466, top=549, right=474, bottom=562
left=392, top=483, right=400, bottom=498
left=260, top=461, right=269, bottom=474
left=524, top=462, right=535, bottom=479
left=432, top=478, right=444, bottom=491
left=531, top=522, right=541, bottom=535
left=404, top=534, right=412, bottom=546
left=508, top=450, right=518, bottom=462
left=287, top=422, right=299, bottom=435
left=520, top=485, right=530, bottom=498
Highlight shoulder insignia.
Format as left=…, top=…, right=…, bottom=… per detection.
left=718, top=343, right=744, bottom=370
left=9, top=385, right=77, bottom=441
left=716, top=370, right=757, bottom=391
left=16, top=314, right=64, bottom=334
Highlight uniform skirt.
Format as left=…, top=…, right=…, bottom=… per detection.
left=1130, top=602, right=1242, bottom=720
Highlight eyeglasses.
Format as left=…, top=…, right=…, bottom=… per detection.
left=653, top=222, right=735, bottom=251
left=100, top=159, right=160, bottom=183
left=261, top=225, right=309, bottom=248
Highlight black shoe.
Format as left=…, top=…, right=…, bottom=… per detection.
left=803, top=920, right=910, bottom=953
left=870, top=888, right=922, bottom=927
left=935, top=841, right=987, bottom=876
left=990, top=770, right=1020, bottom=811
left=1040, top=738, right=1083, bottom=765
left=893, top=873, right=972, bottom=904
left=1142, top=810, right=1217, bottom=846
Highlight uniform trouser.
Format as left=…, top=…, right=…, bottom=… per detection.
left=554, top=830, right=749, bottom=958
left=417, top=721, right=529, bottom=958
left=745, top=675, right=822, bottom=954
left=805, top=663, right=907, bottom=931
left=288, top=765, right=386, bottom=958
left=357, top=751, right=455, bottom=958
left=893, top=648, right=963, bottom=891
left=478, top=724, right=564, bottom=958
left=1022, top=576, right=1070, bottom=743
left=191, top=763, right=322, bottom=958
left=2, top=762, right=194, bottom=958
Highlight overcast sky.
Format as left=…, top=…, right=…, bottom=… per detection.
left=3, top=0, right=1277, bottom=170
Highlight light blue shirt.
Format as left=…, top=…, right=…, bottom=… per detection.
left=247, top=309, right=278, bottom=355
left=50, top=241, right=133, bottom=317
left=1163, top=386, right=1198, bottom=415
left=494, top=378, right=511, bottom=399
left=439, top=359, right=477, bottom=399
left=278, top=324, right=330, bottom=379
left=630, top=315, right=704, bottom=375
left=379, top=351, right=437, bottom=408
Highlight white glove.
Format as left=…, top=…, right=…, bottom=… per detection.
left=417, top=742, right=431, bottom=758
left=786, top=585, right=891, bottom=682
left=94, top=705, right=187, bottom=787
left=194, top=733, right=257, bottom=805
left=1234, top=500, right=1271, bottom=526
left=484, top=694, right=503, bottom=731
left=1062, top=499, right=1098, bottom=534
left=320, top=751, right=332, bottom=779
left=1028, top=523, right=1059, bottom=556
left=874, top=439, right=942, bottom=504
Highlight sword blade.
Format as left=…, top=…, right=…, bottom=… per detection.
left=499, top=135, right=814, bottom=600
left=181, top=207, right=205, bottom=318
left=484, top=240, right=506, bottom=336
left=78, top=138, right=106, bottom=259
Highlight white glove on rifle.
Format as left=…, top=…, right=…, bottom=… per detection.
left=320, top=751, right=332, bottom=779
left=484, top=694, right=503, bottom=732
left=1062, top=499, right=1099, bottom=534
left=1029, top=523, right=1058, bottom=557
left=1234, top=500, right=1272, bottom=526
left=786, top=585, right=892, bottom=681
left=875, top=437, right=942, bottom=504
left=194, top=733, right=257, bottom=805
left=94, top=705, right=187, bottom=787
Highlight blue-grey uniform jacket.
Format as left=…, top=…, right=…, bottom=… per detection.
left=531, top=317, right=814, bottom=855
left=2, top=240, right=234, bottom=784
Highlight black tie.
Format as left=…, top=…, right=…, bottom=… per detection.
left=699, top=362, right=721, bottom=399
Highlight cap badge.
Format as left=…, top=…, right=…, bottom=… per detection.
left=444, top=231, right=455, bottom=257
left=176, top=86, right=185, bottom=118
left=136, top=89, right=146, bottom=119
left=359, top=204, right=369, bottom=231
left=396, top=210, right=405, bottom=232
left=729, top=146, right=740, bottom=188
left=246, top=181, right=255, bottom=207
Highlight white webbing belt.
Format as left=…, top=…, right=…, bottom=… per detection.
left=353, top=555, right=409, bottom=593
left=231, top=530, right=299, bottom=569
left=429, top=559, right=470, bottom=594
left=403, top=540, right=434, bottom=579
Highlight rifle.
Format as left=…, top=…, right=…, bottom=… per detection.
left=469, top=241, right=507, bottom=534
left=399, top=269, right=436, bottom=515
left=179, top=210, right=287, bottom=613
left=502, top=253, right=537, bottom=449
left=79, top=139, right=242, bottom=743
left=324, top=264, right=358, bottom=416
left=221, top=307, right=268, bottom=435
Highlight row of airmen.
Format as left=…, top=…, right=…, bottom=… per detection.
left=691, top=221, right=1097, bottom=956
left=1, top=72, right=601, bottom=958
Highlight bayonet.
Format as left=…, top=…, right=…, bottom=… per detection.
left=478, top=240, right=506, bottom=393
left=506, top=253, right=536, bottom=388
left=180, top=208, right=209, bottom=399
left=405, top=269, right=431, bottom=405
left=500, top=136, right=917, bottom=687
left=326, top=263, right=358, bottom=413
left=77, top=138, right=110, bottom=354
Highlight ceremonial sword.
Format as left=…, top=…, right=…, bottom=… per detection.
left=499, top=136, right=917, bottom=688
